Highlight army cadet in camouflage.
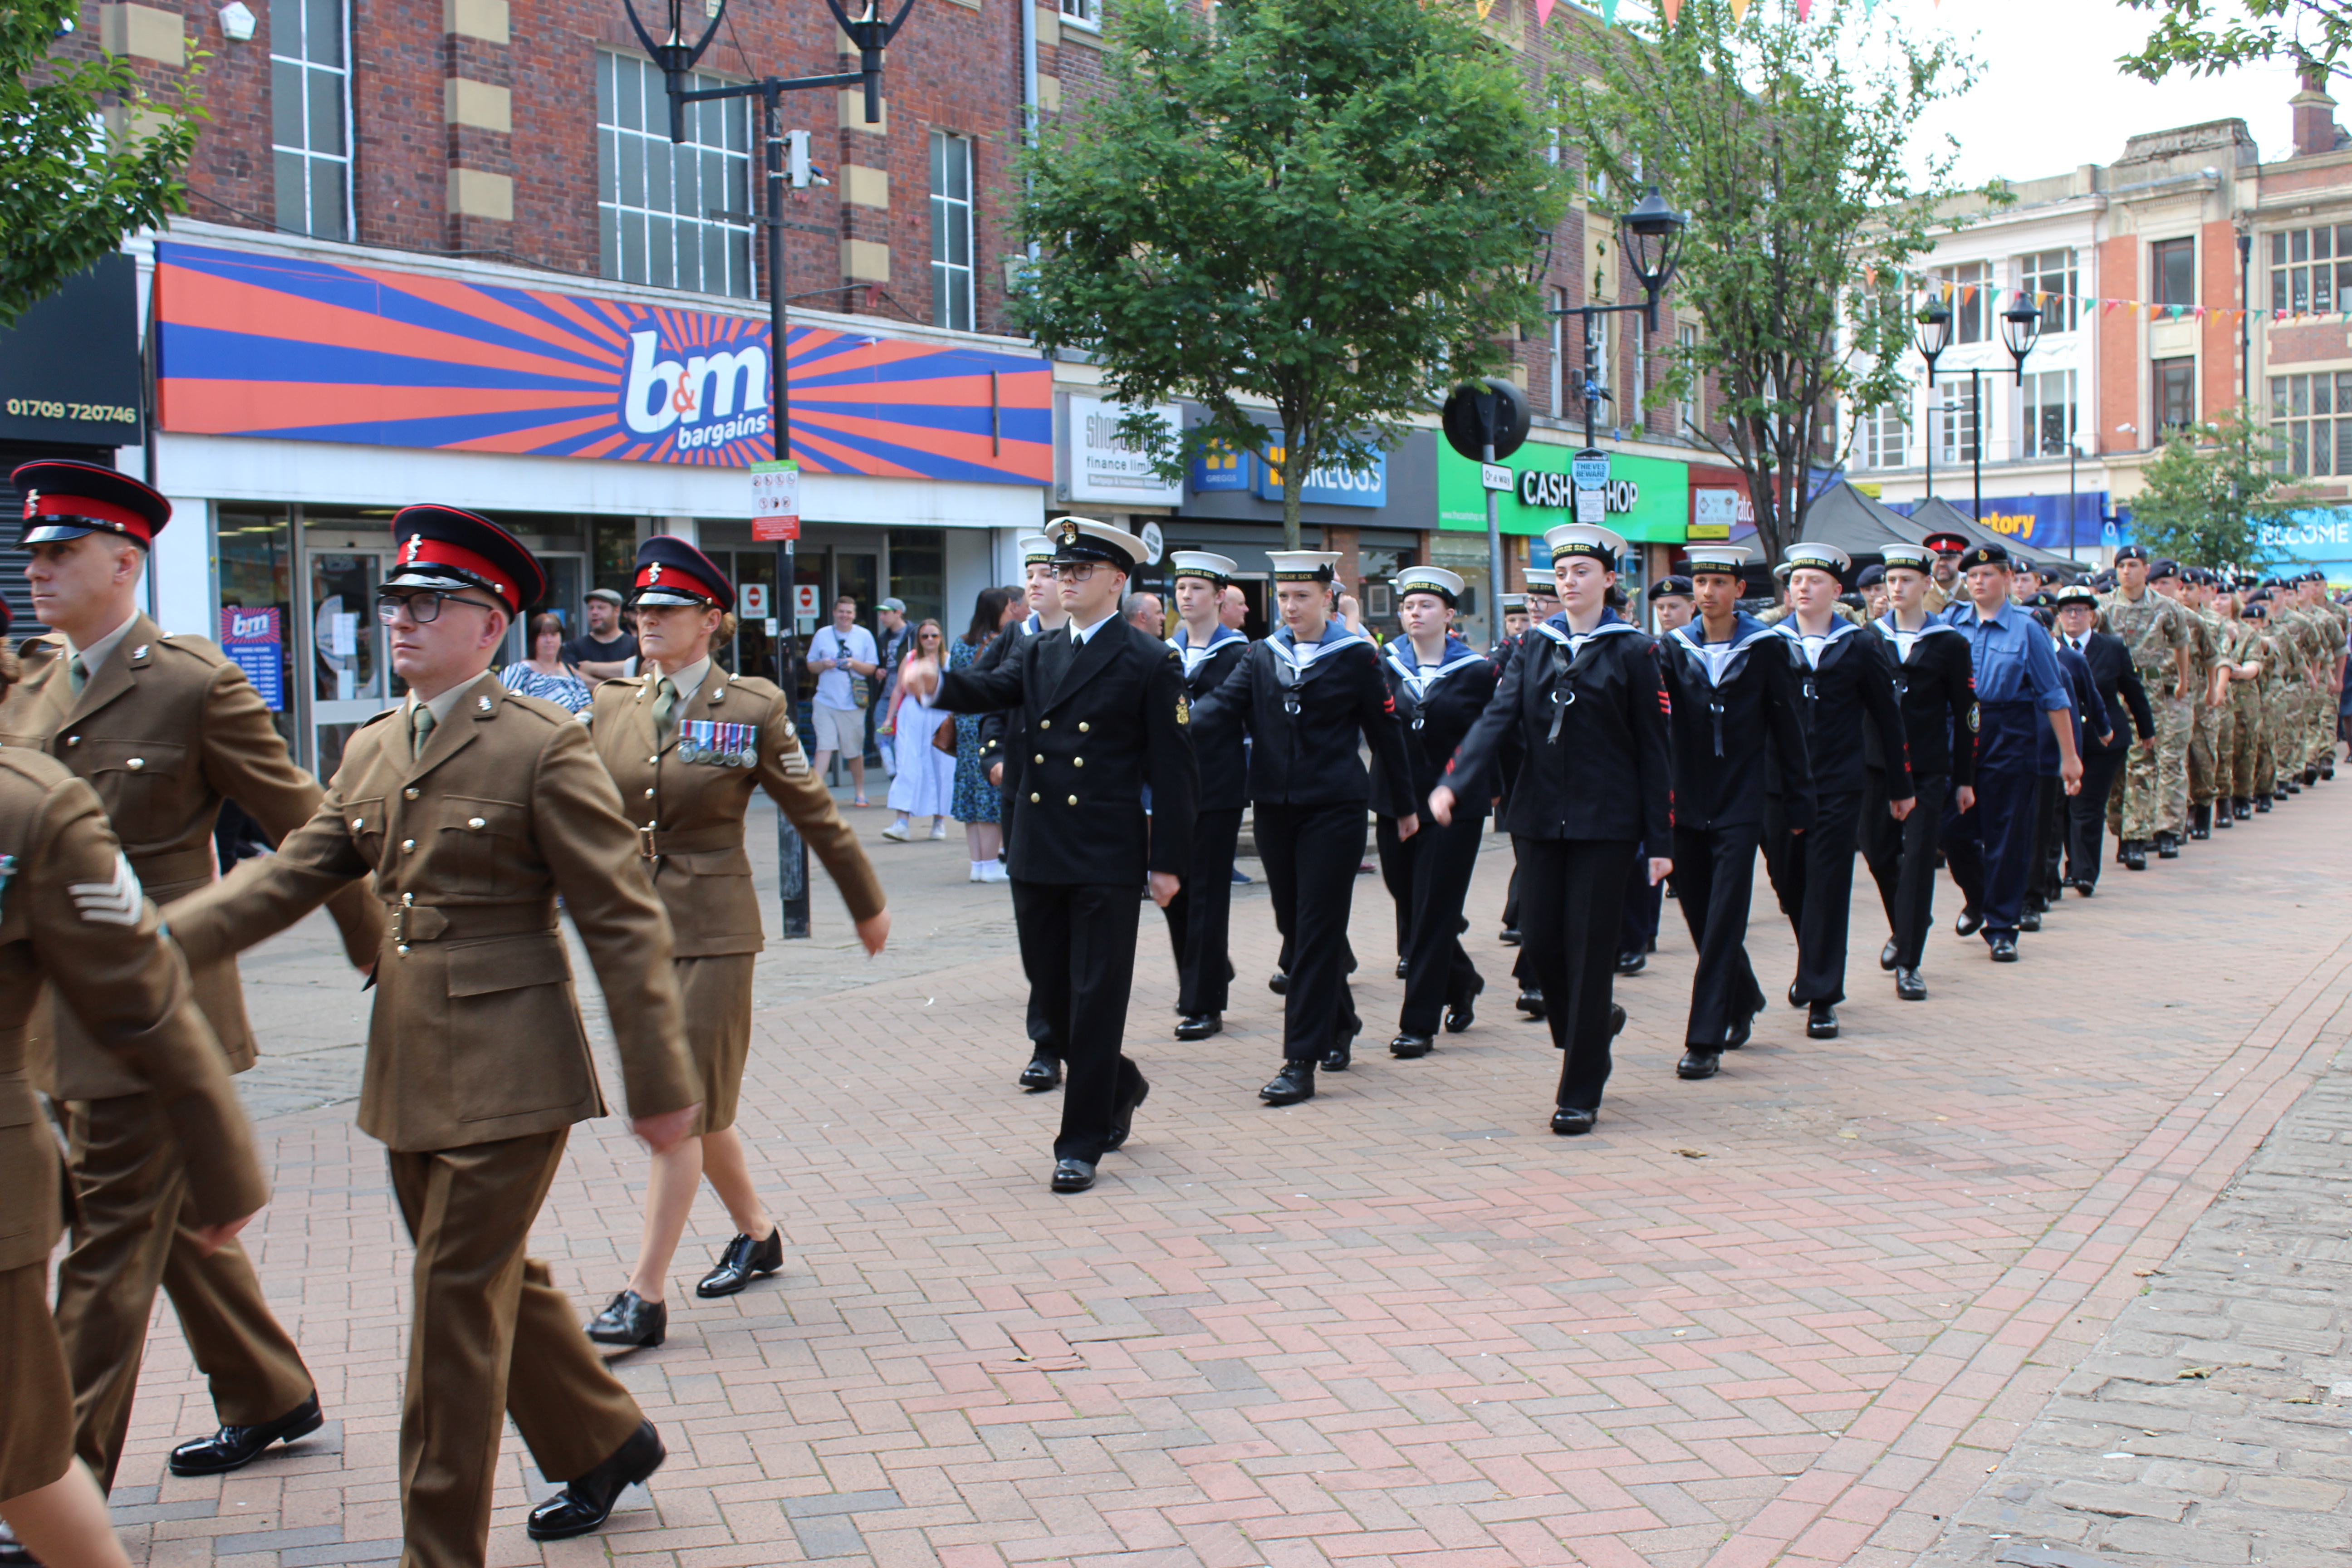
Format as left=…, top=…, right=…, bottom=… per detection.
left=2097, top=548, right=2194, bottom=867
left=2216, top=583, right=2266, bottom=822
left=2157, top=566, right=2229, bottom=841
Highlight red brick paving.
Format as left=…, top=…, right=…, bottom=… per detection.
left=94, top=781, right=2352, bottom=1567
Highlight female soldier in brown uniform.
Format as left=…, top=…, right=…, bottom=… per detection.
left=583, top=537, right=890, bottom=1350
left=0, top=650, right=267, bottom=1568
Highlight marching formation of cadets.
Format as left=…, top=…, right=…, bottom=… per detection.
left=0, top=459, right=2343, bottom=1568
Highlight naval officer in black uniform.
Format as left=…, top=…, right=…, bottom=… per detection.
left=1161, top=551, right=1250, bottom=1041
left=1192, top=551, right=1416, bottom=1106
left=901, top=519, right=1196, bottom=1192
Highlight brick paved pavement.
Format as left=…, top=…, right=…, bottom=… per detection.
left=78, top=782, right=2352, bottom=1568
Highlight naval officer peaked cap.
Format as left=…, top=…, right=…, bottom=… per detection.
left=631, top=535, right=735, bottom=609
left=1268, top=550, right=1344, bottom=584
left=13, top=459, right=172, bottom=549
left=1051, top=516, right=1149, bottom=573
left=1393, top=566, right=1465, bottom=606
left=385, top=505, right=547, bottom=615
left=2054, top=583, right=2098, bottom=609
left=1168, top=550, right=1238, bottom=586
left=1544, top=522, right=1627, bottom=566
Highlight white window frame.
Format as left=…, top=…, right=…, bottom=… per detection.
left=1862, top=400, right=1908, bottom=470
left=930, top=130, right=976, bottom=333
left=270, top=0, right=354, bottom=242
left=1060, top=0, right=1102, bottom=31
left=598, top=51, right=755, bottom=299
left=2018, top=249, right=2079, bottom=335
left=2021, top=369, right=2077, bottom=461
left=1934, top=379, right=1979, bottom=464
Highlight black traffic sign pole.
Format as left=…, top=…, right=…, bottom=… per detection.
left=1441, top=379, right=1531, bottom=644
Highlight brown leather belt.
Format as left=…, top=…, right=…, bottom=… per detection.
left=635, top=825, right=742, bottom=858
left=386, top=897, right=557, bottom=954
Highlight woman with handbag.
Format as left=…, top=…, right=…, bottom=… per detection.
left=885, top=619, right=956, bottom=842
left=951, top=588, right=1019, bottom=882
left=580, top=537, right=888, bottom=1351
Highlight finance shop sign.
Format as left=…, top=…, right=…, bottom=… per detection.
left=1437, top=441, right=1687, bottom=543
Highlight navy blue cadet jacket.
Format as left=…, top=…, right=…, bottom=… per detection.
left=1770, top=618, right=1915, bottom=800
left=1372, top=636, right=1497, bottom=817
left=1654, top=613, right=1816, bottom=834
left=1167, top=624, right=1251, bottom=813
left=1191, top=624, right=1414, bottom=809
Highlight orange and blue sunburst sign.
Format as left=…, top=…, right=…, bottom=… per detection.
left=152, top=241, right=1052, bottom=485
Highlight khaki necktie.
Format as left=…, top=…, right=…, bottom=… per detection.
left=411, top=704, right=436, bottom=759
left=652, top=677, right=680, bottom=744
left=68, top=654, right=88, bottom=698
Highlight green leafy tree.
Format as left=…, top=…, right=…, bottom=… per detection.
left=1014, top=0, right=1566, bottom=549
left=2, top=0, right=205, bottom=328
left=2125, top=403, right=2313, bottom=571
left=2119, top=0, right=2352, bottom=84
left=1568, top=0, right=1980, bottom=564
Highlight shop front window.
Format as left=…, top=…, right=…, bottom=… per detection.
left=888, top=527, right=946, bottom=631
left=216, top=509, right=298, bottom=754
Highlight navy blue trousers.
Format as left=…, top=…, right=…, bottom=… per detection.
left=1942, top=701, right=2042, bottom=942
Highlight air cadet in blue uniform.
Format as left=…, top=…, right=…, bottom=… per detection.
left=903, top=519, right=1197, bottom=1192
left=1938, top=543, right=2082, bottom=961
left=1161, top=551, right=1250, bottom=1041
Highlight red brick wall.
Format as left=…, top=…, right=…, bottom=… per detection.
left=2097, top=235, right=2139, bottom=451
left=2200, top=216, right=2246, bottom=416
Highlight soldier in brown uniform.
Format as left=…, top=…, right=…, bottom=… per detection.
left=0, top=644, right=268, bottom=1568
left=581, top=537, right=888, bottom=1352
left=0, top=463, right=376, bottom=1515
left=164, top=507, right=704, bottom=1567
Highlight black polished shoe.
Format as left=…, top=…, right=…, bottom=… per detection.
left=1395, top=956, right=1409, bottom=979
left=1173, top=1013, right=1222, bottom=1041
left=1676, top=1049, right=1720, bottom=1080
left=1105, top=1075, right=1149, bottom=1152
left=1894, top=966, right=1927, bottom=1001
left=1050, top=1158, right=1096, bottom=1193
left=526, top=1420, right=665, bottom=1541
left=1322, top=1033, right=1354, bottom=1071
left=1990, top=935, right=2020, bottom=962
left=1955, top=908, right=1985, bottom=937
left=166, top=1392, right=325, bottom=1476
left=1616, top=949, right=1646, bottom=976
left=1018, top=1054, right=1062, bottom=1090
left=1498, top=927, right=1521, bottom=946
left=1550, top=1106, right=1598, bottom=1136
left=1788, top=983, right=1805, bottom=1009
left=2215, top=807, right=2233, bottom=829
left=697, top=1227, right=783, bottom=1299
left=1723, top=1009, right=1754, bottom=1050
left=1260, top=1061, right=1315, bottom=1105
left=2257, top=793, right=2274, bottom=812
left=1443, top=980, right=1480, bottom=1033
left=2156, top=832, right=2180, bottom=858
left=2303, top=767, right=2319, bottom=786
left=2234, top=799, right=2253, bottom=820
left=1879, top=939, right=1898, bottom=972
left=2019, top=908, right=2042, bottom=933
left=1390, top=1033, right=1435, bottom=1058
left=1268, top=969, right=1289, bottom=995
left=584, top=1290, right=667, bottom=1350
left=2122, top=839, right=2148, bottom=870
left=1806, top=1001, right=1839, bottom=1039
left=1515, top=988, right=1546, bottom=1019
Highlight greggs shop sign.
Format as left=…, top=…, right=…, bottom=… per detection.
left=1437, top=440, right=1688, bottom=543
left=150, top=241, right=1051, bottom=484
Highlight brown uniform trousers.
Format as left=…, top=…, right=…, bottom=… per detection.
left=169, top=671, right=699, bottom=1568
left=0, top=751, right=267, bottom=1503
left=587, top=668, right=884, bottom=1132
left=0, top=613, right=378, bottom=1488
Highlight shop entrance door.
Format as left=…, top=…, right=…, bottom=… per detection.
left=308, top=550, right=399, bottom=781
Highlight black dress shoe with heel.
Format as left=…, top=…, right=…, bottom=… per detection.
left=1050, top=1159, right=1096, bottom=1193
left=584, top=1290, right=666, bottom=1349
left=1443, top=981, right=1480, bottom=1034
left=1806, top=1001, right=1839, bottom=1039
left=1395, top=956, right=1409, bottom=979
left=1990, top=935, right=2020, bottom=962
left=526, top=1420, right=666, bottom=1541
left=1260, top=1061, right=1315, bottom=1105
left=1267, top=970, right=1289, bottom=995
left=1550, top=1106, right=1598, bottom=1135
left=1174, top=1013, right=1222, bottom=1041
left=1955, top=908, right=1984, bottom=936
left=1498, top=928, right=1521, bottom=946
left=2018, top=908, right=2042, bottom=933
left=1723, top=1009, right=1754, bottom=1050
left=1894, top=966, right=1927, bottom=1001
left=167, top=1392, right=326, bottom=1476
left=1018, top=1054, right=1062, bottom=1090
left=1322, top=1033, right=1354, bottom=1071
left=1105, top=1075, right=1149, bottom=1151
left=1616, top=949, right=1646, bottom=976
left=1390, top=1033, right=1434, bottom=1058
left=1879, top=940, right=1898, bottom=972
left=696, top=1227, right=782, bottom=1298
left=1676, top=1049, right=1720, bottom=1080
left=1515, top=987, right=1546, bottom=1018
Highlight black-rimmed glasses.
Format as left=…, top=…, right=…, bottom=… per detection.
left=377, top=590, right=498, bottom=625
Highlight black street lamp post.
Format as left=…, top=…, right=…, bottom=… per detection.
left=1549, top=187, right=1689, bottom=454
left=1914, top=292, right=2043, bottom=521
left=621, top=0, right=916, bottom=938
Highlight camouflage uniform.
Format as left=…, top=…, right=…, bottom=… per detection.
left=2309, top=596, right=2347, bottom=772
left=2099, top=588, right=2191, bottom=843
left=2259, top=623, right=2298, bottom=796
left=2182, top=604, right=2221, bottom=822
left=2222, top=616, right=2262, bottom=804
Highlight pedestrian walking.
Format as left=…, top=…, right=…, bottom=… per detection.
left=1434, top=524, right=1672, bottom=1136
left=883, top=618, right=955, bottom=842
left=0, top=462, right=371, bottom=1516
left=806, top=596, right=879, bottom=806
left=902, top=518, right=1196, bottom=1193
left=162, top=505, right=706, bottom=1564
left=579, top=536, right=889, bottom=1353
left=1161, top=552, right=1250, bottom=1043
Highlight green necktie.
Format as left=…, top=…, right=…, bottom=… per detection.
left=411, top=704, right=436, bottom=759
left=68, top=654, right=88, bottom=698
left=652, top=677, right=680, bottom=744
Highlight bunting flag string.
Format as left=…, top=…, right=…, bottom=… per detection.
left=1899, top=276, right=2269, bottom=331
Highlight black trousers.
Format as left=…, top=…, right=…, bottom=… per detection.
left=2028, top=776, right=2067, bottom=909
left=1945, top=764, right=2037, bottom=939
left=1377, top=810, right=1486, bottom=1035
left=1162, top=807, right=1242, bottom=1016
left=1861, top=770, right=1950, bottom=970
left=2068, top=744, right=2129, bottom=886
left=1670, top=821, right=1765, bottom=1049
left=1256, top=802, right=1367, bottom=1062
left=1619, top=843, right=1662, bottom=956
left=1516, top=836, right=1635, bottom=1110
left=1765, top=788, right=1864, bottom=1005
left=1011, top=878, right=1146, bottom=1162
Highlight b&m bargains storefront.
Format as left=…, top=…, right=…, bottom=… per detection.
left=1435, top=438, right=1691, bottom=639
left=140, top=229, right=1050, bottom=777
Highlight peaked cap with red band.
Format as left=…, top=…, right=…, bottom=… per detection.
left=14, top=460, right=172, bottom=549
left=386, top=505, right=544, bottom=615
left=1921, top=531, right=1972, bottom=556
left=630, top=534, right=735, bottom=610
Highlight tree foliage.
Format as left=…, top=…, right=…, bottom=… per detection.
left=2118, top=0, right=2352, bottom=85
left=1568, top=0, right=1979, bottom=564
left=1014, top=0, right=1565, bottom=549
left=2125, top=403, right=2313, bottom=571
left=1, top=0, right=205, bottom=328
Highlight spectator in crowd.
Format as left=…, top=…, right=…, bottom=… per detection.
left=563, top=588, right=637, bottom=679
left=952, top=588, right=1019, bottom=882
left=503, top=611, right=595, bottom=712
left=1222, top=585, right=1250, bottom=633
left=1125, top=593, right=1164, bottom=637
left=884, top=619, right=955, bottom=842
left=874, top=598, right=913, bottom=776
left=806, top=595, right=880, bottom=806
